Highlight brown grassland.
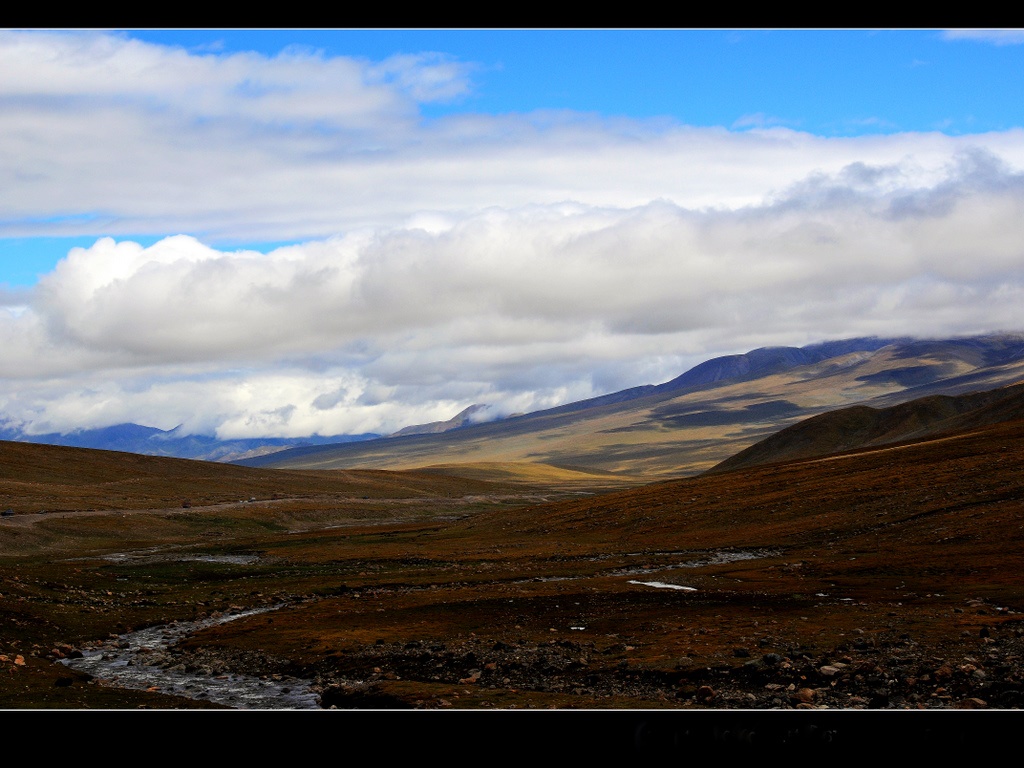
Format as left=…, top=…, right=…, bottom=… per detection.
left=2, top=417, right=1024, bottom=728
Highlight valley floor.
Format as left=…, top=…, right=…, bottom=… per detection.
left=2, top=419, right=1024, bottom=726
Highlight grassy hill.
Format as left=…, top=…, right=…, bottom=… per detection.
left=240, top=334, right=1024, bottom=480
left=707, top=379, right=1024, bottom=475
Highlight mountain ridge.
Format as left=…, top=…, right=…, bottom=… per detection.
left=5, top=332, right=1024, bottom=475
left=239, top=332, right=1024, bottom=478
left=706, top=377, right=1024, bottom=475
left=0, top=422, right=380, bottom=463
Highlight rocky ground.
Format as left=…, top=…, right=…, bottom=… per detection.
left=74, top=593, right=1017, bottom=711
left=313, top=623, right=1024, bottom=710
left=4, top=416, right=1024, bottom=723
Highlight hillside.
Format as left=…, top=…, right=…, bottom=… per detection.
left=0, top=439, right=519, bottom=515
left=3, top=399, right=1024, bottom=718
left=707, top=379, right=1024, bottom=475
left=240, top=333, right=1024, bottom=479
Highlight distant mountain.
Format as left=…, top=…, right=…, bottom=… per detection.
left=0, top=422, right=379, bottom=463
left=9, top=332, right=1024, bottom=474
left=514, top=337, right=901, bottom=418
left=239, top=333, right=1024, bottom=479
left=390, top=404, right=489, bottom=437
left=652, top=337, right=904, bottom=393
left=706, top=378, right=1024, bottom=475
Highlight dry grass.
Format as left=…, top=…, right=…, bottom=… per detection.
left=2, top=417, right=1024, bottom=710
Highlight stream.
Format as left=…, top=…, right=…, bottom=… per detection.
left=61, top=606, right=322, bottom=709
left=58, top=547, right=777, bottom=707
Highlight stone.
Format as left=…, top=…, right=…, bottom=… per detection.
left=955, top=697, right=988, bottom=709
left=695, top=685, right=715, bottom=702
left=792, top=687, right=815, bottom=703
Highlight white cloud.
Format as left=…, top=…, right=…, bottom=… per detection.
left=7, top=31, right=1024, bottom=245
left=367, top=52, right=475, bottom=103
left=2, top=147, right=1024, bottom=436
left=731, top=112, right=798, bottom=130
left=3, top=31, right=1024, bottom=438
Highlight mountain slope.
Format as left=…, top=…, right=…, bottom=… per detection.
left=390, top=404, right=488, bottom=437
left=240, top=333, right=1024, bottom=479
left=707, top=378, right=1024, bottom=475
left=0, top=439, right=512, bottom=514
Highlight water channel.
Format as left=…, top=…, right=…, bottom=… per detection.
left=61, top=606, right=322, bottom=709
left=60, top=547, right=777, bottom=707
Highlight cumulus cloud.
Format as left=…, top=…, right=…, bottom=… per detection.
left=2, top=147, right=1024, bottom=436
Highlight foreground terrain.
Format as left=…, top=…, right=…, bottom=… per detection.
left=2, top=411, right=1024, bottom=717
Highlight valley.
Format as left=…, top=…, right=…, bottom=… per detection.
left=3, top=334, right=1024, bottom=744
left=3, top=407, right=1023, bottom=717
left=11, top=28, right=1024, bottom=756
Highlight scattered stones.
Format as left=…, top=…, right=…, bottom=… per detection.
left=290, top=627, right=1024, bottom=709
left=695, top=685, right=716, bottom=702
left=792, top=687, right=815, bottom=704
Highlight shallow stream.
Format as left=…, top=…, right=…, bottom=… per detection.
left=58, top=547, right=777, bottom=707
left=61, top=606, right=321, bottom=709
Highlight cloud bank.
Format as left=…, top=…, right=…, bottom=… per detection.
left=5, top=148, right=1024, bottom=437
left=6, top=30, right=1022, bottom=243
left=2, top=31, right=1024, bottom=438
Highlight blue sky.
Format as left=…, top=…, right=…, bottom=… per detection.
left=122, top=29, right=1023, bottom=131
left=4, top=29, right=1024, bottom=284
left=2, top=29, right=1024, bottom=438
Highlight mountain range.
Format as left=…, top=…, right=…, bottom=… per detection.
left=0, top=422, right=379, bottom=463
left=5, top=332, right=1024, bottom=715
left=239, top=333, right=1024, bottom=479
left=4, top=332, right=1024, bottom=479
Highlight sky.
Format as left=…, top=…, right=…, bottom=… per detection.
left=3, top=28, right=1024, bottom=439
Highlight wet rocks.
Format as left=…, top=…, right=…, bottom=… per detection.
left=62, top=594, right=1024, bottom=711
left=60, top=607, right=320, bottom=709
